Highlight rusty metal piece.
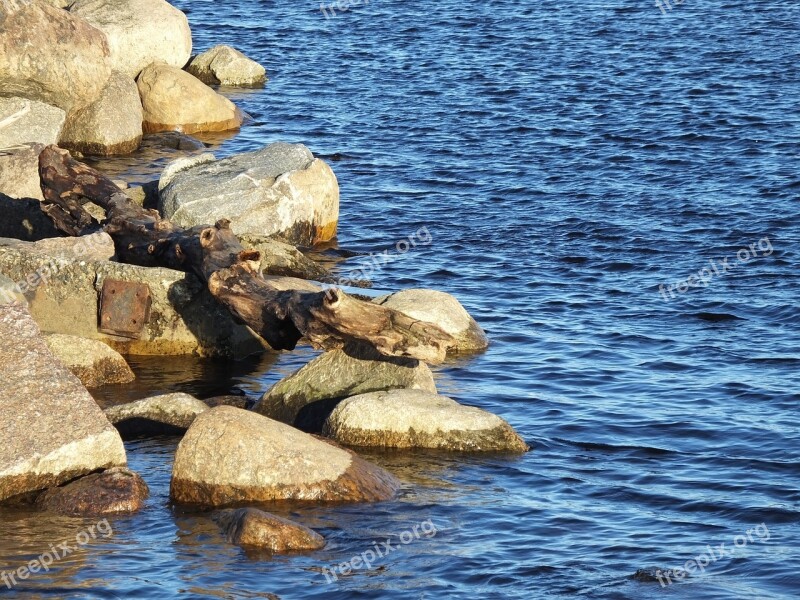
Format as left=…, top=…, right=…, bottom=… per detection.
left=98, top=279, right=151, bottom=339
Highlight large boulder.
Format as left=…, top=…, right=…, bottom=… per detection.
left=59, top=71, right=143, bottom=156
left=137, top=64, right=243, bottom=134
left=70, top=0, right=192, bottom=79
left=323, top=390, right=529, bottom=452
left=170, top=406, right=399, bottom=507
left=0, top=241, right=265, bottom=357
left=186, top=45, right=266, bottom=86
left=0, top=143, right=46, bottom=201
left=0, top=303, right=126, bottom=503
left=45, top=334, right=135, bottom=388
left=36, top=467, right=148, bottom=516
left=215, top=508, right=325, bottom=552
left=0, top=98, right=65, bottom=146
left=254, top=347, right=437, bottom=432
left=374, top=289, right=488, bottom=353
left=159, top=142, right=339, bottom=245
left=105, top=392, right=209, bottom=438
left=0, top=0, right=111, bottom=113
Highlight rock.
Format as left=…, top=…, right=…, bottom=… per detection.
left=0, top=273, right=26, bottom=305
left=159, top=142, right=339, bottom=246
left=0, top=0, right=111, bottom=113
left=374, top=289, right=488, bottom=353
left=238, top=234, right=332, bottom=280
left=0, top=143, right=45, bottom=201
left=0, top=194, right=63, bottom=240
left=215, top=508, right=324, bottom=552
left=36, top=467, right=148, bottom=516
left=254, top=347, right=437, bottom=432
left=137, top=64, right=243, bottom=134
left=70, top=0, right=192, bottom=78
left=203, top=395, right=251, bottom=410
left=0, top=243, right=265, bottom=357
left=322, top=390, right=529, bottom=452
left=186, top=45, right=267, bottom=86
left=0, top=98, right=65, bottom=146
left=59, top=71, right=143, bottom=156
left=170, top=406, right=399, bottom=507
left=44, top=334, right=134, bottom=388
left=105, top=392, right=209, bottom=438
left=0, top=231, right=115, bottom=261
left=0, top=303, right=126, bottom=503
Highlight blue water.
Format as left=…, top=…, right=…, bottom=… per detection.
left=2, top=0, right=800, bottom=598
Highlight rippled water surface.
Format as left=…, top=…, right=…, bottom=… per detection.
left=2, top=0, right=800, bottom=598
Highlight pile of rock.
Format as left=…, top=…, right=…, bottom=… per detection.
left=0, top=0, right=265, bottom=159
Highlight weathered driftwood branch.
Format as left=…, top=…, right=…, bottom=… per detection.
left=38, top=145, right=453, bottom=363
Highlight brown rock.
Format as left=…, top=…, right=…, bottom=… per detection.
left=0, top=303, right=126, bottom=503
left=170, top=406, right=399, bottom=507
left=215, top=508, right=325, bottom=552
left=0, top=0, right=111, bottom=113
left=137, top=64, right=243, bottom=134
left=45, top=334, right=135, bottom=388
left=36, top=467, right=148, bottom=516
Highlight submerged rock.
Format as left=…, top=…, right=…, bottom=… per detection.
left=59, top=71, right=143, bottom=156
left=70, top=0, right=192, bottom=78
left=323, top=389, right=529, bottom=452
left=374, top=289, right=489, bottom=353
left=0, top=304, right=126, bottom=503
left=0, top=0, right=111, bottom=113
left=0, top=143, right=46, bottom=201
left=187, top=45, right=267, bottom=86
left=36, top=467, right=148, bottom=516
left=137, top=64, right=243, bottom=134
left=0, top=243, right=265, bottom=357
left=45, top=334, right=135, bottom=388
left=170, top=406, right=399, bottom=507
left=0, top=98, right=65, bottom=147
left=158, top=142, right=339, bottom=246
left=105, top=393, right=209, bottom=438
left=215, top=508, right=325, bottom=552
left=254, top=347, right=437, bottom=432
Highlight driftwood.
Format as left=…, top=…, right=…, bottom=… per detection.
left=38, top=145, right=453, bottom=363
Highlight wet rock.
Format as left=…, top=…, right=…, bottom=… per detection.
left=59, top=71, right=143, bottom=156
left=0, top=98, right=65, bottom=146
left=0, top=243, right=265, bottom=357
left=0, top=303, right=126, bottom=503
left=143, top=131, right=206, bottom=152
left=203, top=395, right=252, bottom=410
left=70, top=0, right=192, bottom=78
left=374, top=289, right=489, bottom=353
left=170, top=406, right=399, bottom=507
left=137, top=64, right=243, bottom=135
left=45, top=334, right=135, bottom=388
left=238, top=234, right=332, bottom=281
left=159, top=142, right=339, bottom=246
left=254, top=347, right=437, bottom=432
left=36, top=467, right=148, bottom=516
left=215, top=508, right=325, bottom=552
left=105, top=392, right=209, bottom=438
left=322, top=389, right=529, bottom=452
left=0, top=0, right=111, bottom=113
left=0, top=143, right=46, bottom=201
left=187, top=45, right=267, bottom=86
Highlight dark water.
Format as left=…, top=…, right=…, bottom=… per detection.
left=2, top=0, right=800, bottom=598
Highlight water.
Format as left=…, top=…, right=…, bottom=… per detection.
left=2, top=0, right=799, bottom=598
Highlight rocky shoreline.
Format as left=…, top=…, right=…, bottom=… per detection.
left=0, top=0, right=527, bottom=554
